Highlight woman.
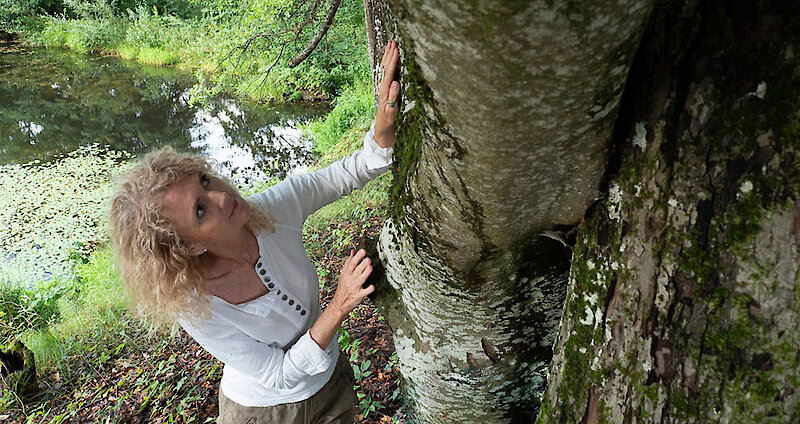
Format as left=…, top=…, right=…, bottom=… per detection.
left=108, top=41, right=401, bottom=423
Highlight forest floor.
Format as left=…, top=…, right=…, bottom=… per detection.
left=2, top=210, right=404, bottom=423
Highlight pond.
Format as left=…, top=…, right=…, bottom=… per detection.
left=0, top=41, right=330, bottom=286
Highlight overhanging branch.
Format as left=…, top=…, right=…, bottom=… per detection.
left=215, top=0, right=324, bottom=79
left=288, top=0, right=342, bottom=68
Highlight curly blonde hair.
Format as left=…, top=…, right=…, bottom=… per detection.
left=109, top=147, right=273, bottom=322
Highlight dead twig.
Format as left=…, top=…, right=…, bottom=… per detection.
left=248, top=39, right=289, bottom=96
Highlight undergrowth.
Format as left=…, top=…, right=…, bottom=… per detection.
left=1, top=76, right=400, bottom=421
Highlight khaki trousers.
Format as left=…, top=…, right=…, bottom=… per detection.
left=217, top=352, right=357, bottom=424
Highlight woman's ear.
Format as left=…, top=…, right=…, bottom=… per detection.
left=188, top=246, right=207, bottom=257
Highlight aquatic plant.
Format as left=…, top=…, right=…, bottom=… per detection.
left=0, top=145, right=133, bottom=285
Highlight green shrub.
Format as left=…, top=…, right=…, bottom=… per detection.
left=13, top=246, right=131, bottom=375
left=36, top=19, right=70, bottom=46
left=302, top=77, right=374, bottom=156
left=140, top=0, right=203, bottom=19
left=0, top=0, right=59, bottom=34
left=125, top=5, right=168, bottom=48
left=0, top=278, right=76, bottom=350
left=62, top=0, right=115, bottom=20
left=37, top=17, right=123, bottom=53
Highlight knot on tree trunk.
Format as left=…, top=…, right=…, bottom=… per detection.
left=1, top=340, right=38, bottom=402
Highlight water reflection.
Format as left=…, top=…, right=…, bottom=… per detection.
left=0, top=42, right=328, bottom=180
left=0, top=42, right=330, bottom=285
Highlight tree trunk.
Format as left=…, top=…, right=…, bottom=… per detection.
left=361, top=0, right=655, bottom=421
left=0, top=341, right=37, bottom=404
left=538, top=1, right=800, bottom=422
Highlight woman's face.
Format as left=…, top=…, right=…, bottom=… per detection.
left=159, top=172, right=251, bottom=250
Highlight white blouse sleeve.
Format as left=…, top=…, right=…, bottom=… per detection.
left=179, top=318, right=332, bottom=390
left=251, top=127, right=393, bottom=228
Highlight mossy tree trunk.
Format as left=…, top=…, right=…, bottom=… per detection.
left=1, top=341, right=37, bottom=404
left=361, top=0, right=656, bottom=421
left=538, top=1, right=800, bottom=422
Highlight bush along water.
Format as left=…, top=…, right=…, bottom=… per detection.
left=12, top=0, right=369, bottom=103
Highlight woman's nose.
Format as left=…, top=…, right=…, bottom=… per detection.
left=209, top=190, right=228, bottom=207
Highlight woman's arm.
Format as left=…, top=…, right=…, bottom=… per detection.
left=179, top=249, right=375, bottom=387
left=308, top=42, right=400, bottom=347
left=248, top=42, right=401, bottom=228
left=179, top=317, right=334, bottom=390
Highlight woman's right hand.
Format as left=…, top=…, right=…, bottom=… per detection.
left=330, top=249, right=375, bottom=316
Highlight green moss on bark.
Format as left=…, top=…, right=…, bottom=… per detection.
left=389, top=56, right=433, bottom=227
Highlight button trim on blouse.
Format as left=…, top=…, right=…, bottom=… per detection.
left=255, top=260, right=307, bottom=317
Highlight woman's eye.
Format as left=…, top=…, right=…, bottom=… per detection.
left=196, top=204, right=205, bottom=219
left=200, top=174, right=210, bottom=187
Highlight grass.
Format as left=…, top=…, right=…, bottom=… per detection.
left=7, top=247, right=128, bottom=374
left=137, top=46, right=179, bottom=65
left=35, top=17, right=124, bottom=54
left=1, top=76, right=402, bottom=421
left=302, top=77, right=375, bottom=157
left=116, top=43, right=139, bottom=60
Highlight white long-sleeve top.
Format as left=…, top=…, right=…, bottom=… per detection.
left=178, top=128, right=392, bottom=407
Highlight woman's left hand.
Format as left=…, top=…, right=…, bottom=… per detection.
left=329, top=249, right=375, bottom=317
left=374, top=41, right=401, bottom=148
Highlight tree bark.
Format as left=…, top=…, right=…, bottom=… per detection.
left=538, top=1, right=800, bottom=422
left=0, top=341, right=37, bottom=404
left=362, top=0, right=395, bottom=105
left=362, top=0, right=656, bottom=421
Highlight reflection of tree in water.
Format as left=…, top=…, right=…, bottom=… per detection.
left=202, top=100, right=326, bottom=181
left=0, top=47, right=197, bottom=163
left=251, top=125, right=314, bottom=180
left=0, top=45, right=329, bottom=182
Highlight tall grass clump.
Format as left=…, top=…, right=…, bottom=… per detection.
left=302, top=77, right=374, bottom=159
left=13, top=246, right=133, bottom=376
left=36, top=16, right=124, bottom=53
left=136, top=45, right=179, bottom=65
left=30, top=0, right=124, bottom=53
left=118, top=6, right=186, bottom=64
left=117, top=42, right=139, bottom=59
